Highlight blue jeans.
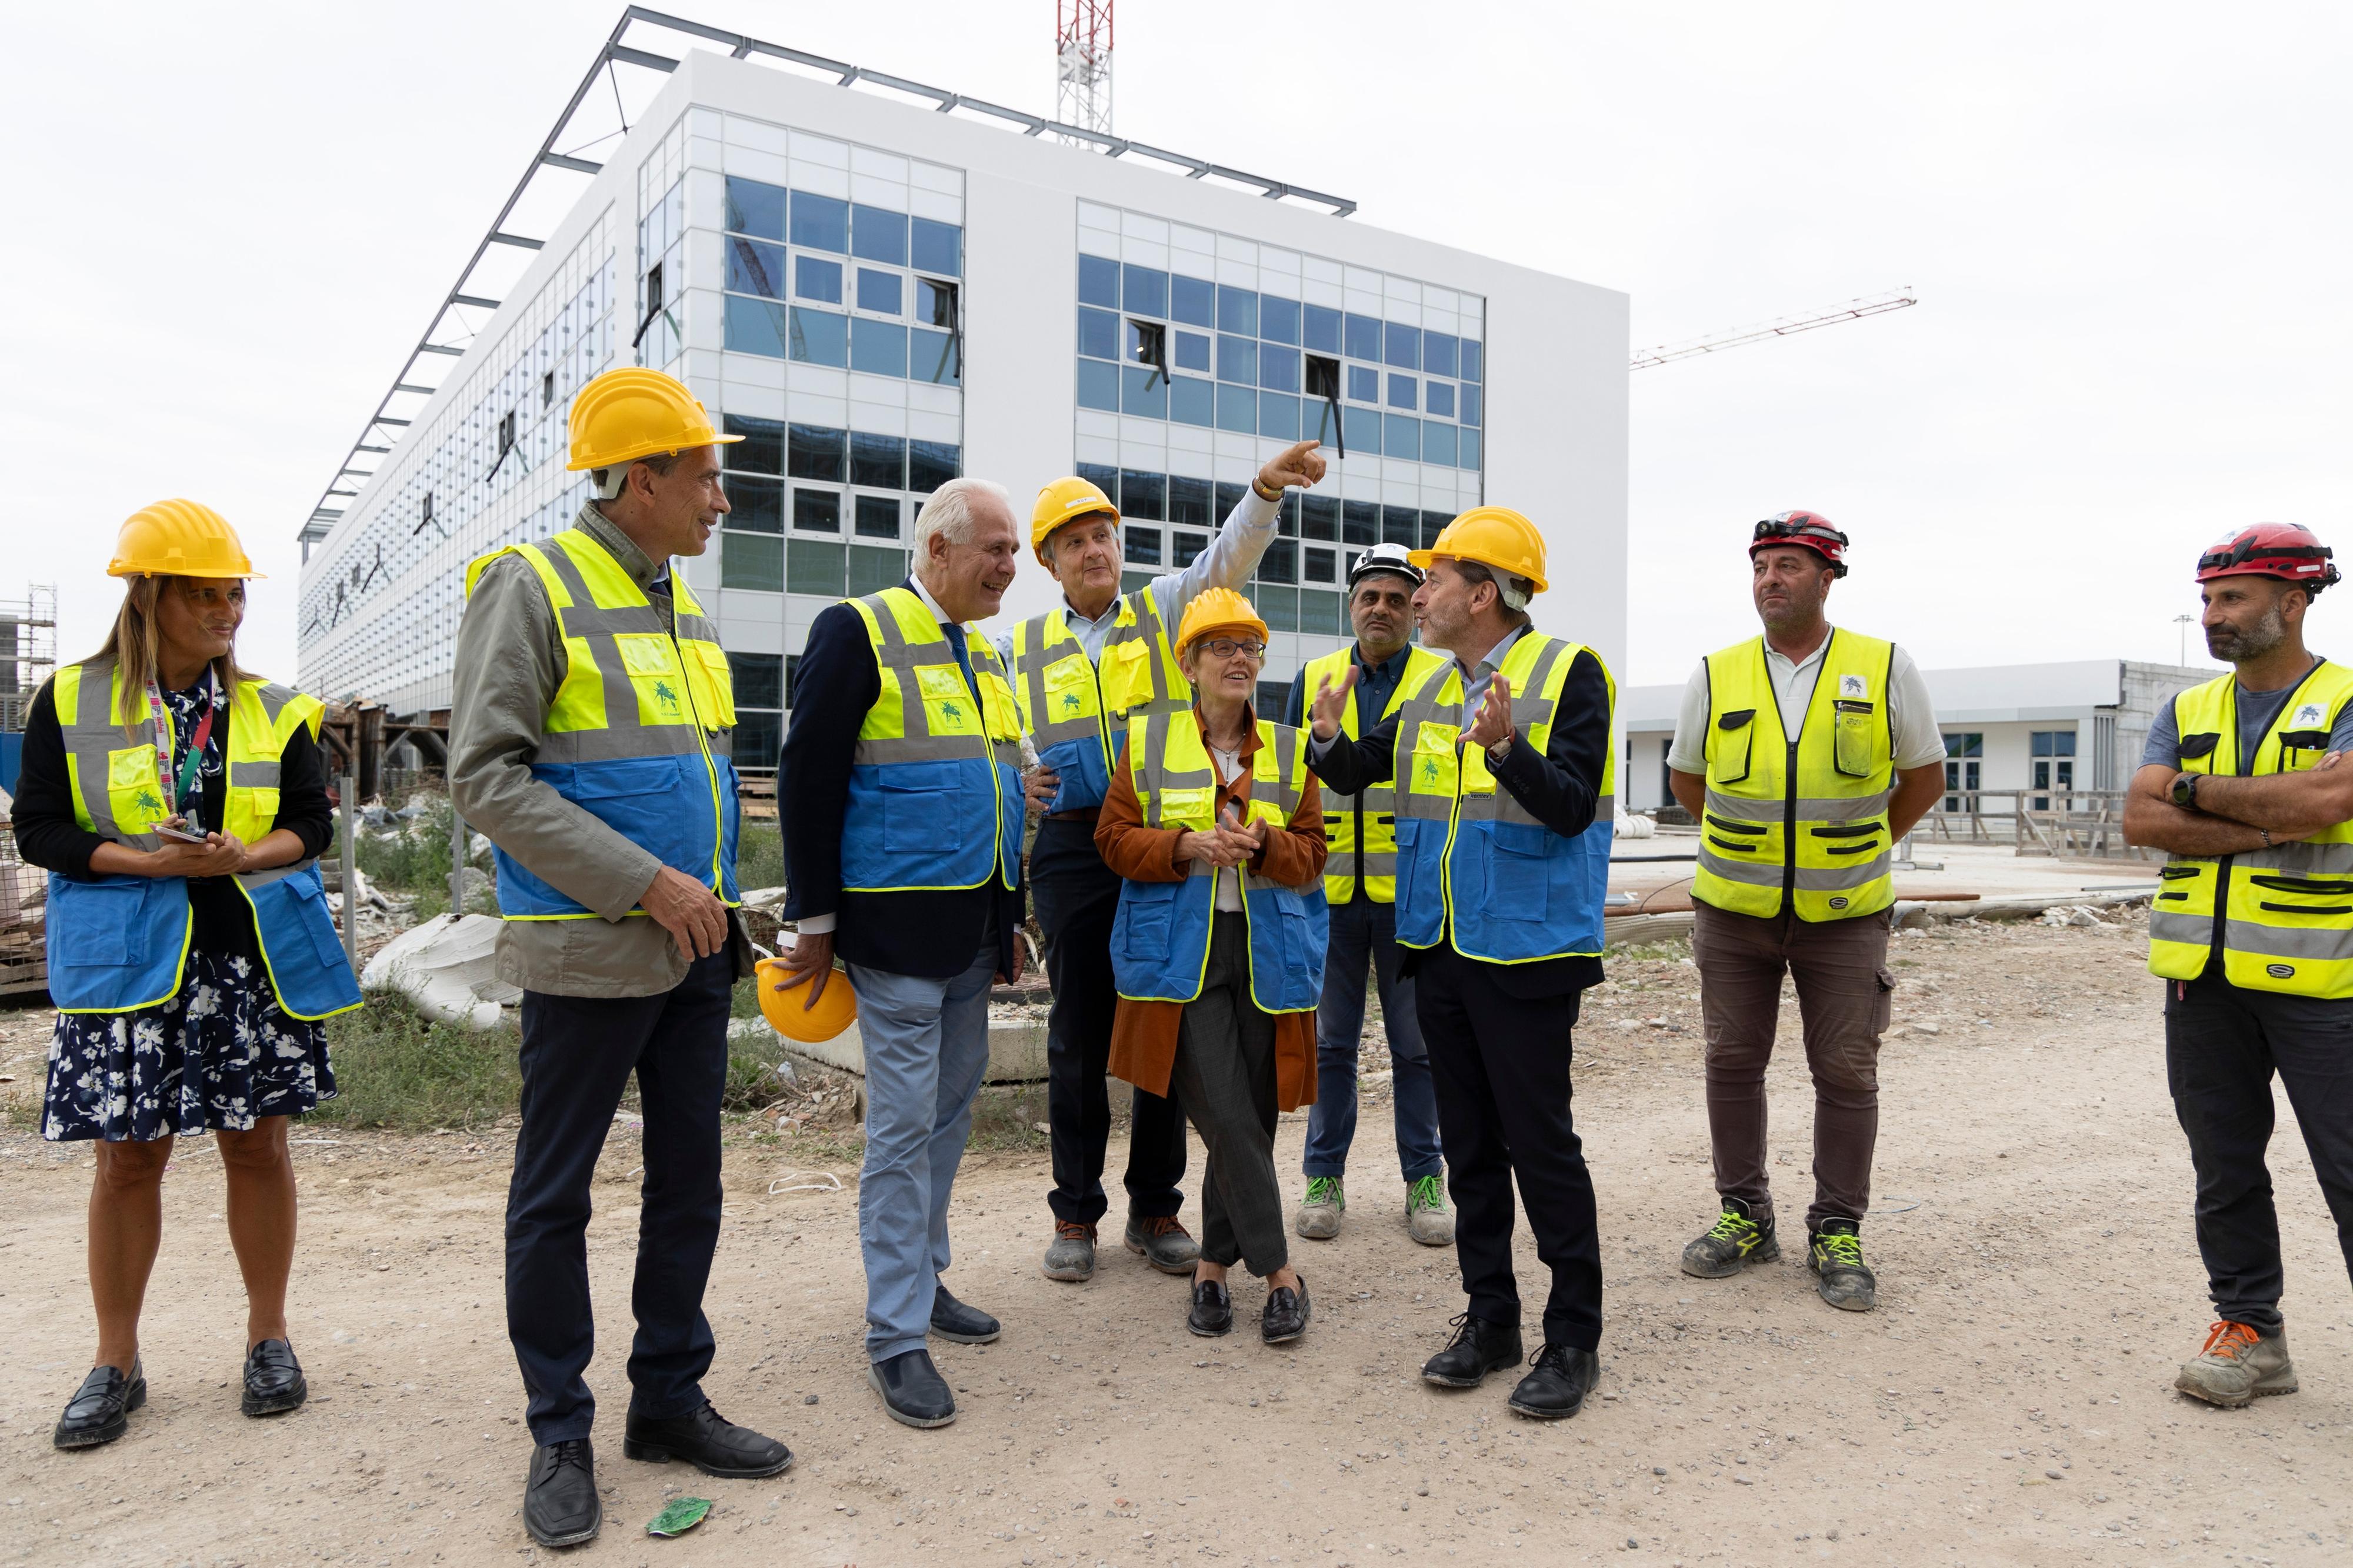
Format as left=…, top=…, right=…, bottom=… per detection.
left=849, top=933, right=998, bottom=1362
left=1301, top=897, right=1443, bottom=1183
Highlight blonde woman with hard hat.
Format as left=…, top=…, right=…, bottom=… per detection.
left=15, top=501, right=359, bottom=1450
left=1094, top=587, right=1328, bottom=1344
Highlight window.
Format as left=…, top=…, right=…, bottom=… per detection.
left=1460, top=429, right=1482, bottom=469
left=1120, top=471, right=1166, bottom=520
left=795, top=256, right=842, bottom=303
left=856, top=269, right=903, bottom=315
left=1384, top=413, right=1421, bottom=459
left=787, top=306, right=848, bottom=366
left=1258, top=392, right=1301, bottom=441
left=1170, top=376, right=1213, bottom=426
left=1343, top=404, right=1381, bottom=454
left=1461, top=385, right=1484, bottom=428
left=851, top=204, right=907, bottom=266
left=1127, top=319, right=1168, bottom=373
left=1260, top=295, right=1301, bottom=345
left=1260, top=588, right=1299, bottom=633
left=641, top=261, right=665, bottom=322
left=1425, top=332, right=1459, bottom=378
left=1387, top=373, right=1418, bottom=411
left=1346, top=365, right=1379, bottom=403
left=726, top=476, right=782, bottom=532
left=911, top=217, right=961, bottom=277
left=1382, top=505, right=1419, bottom=545
left=1462, top=341, right=1484, bottom=383
left=1422, top=422, right=1458, bottom=466
left=1218, top=286, right=1259, bottom=336
left=724, top=296, right=789, bottom=358
left=1216, top=383, right=1257, bottom=435
left=1942, top=732, right=1983, bottom=811
left=724, top=176, right=786, bottom=239
left=727, top=237, right=785, bottom=296
left=851, top=432, right=905, bottom=489
left=1300, top=588, right=1344, bottom=636
left=1173, top=331, right=1212, bottom=373
left=908, top=441, right=960, bottom=493
left=1077, top=462, right=1120, bottom=505
left=790, top=191, right=848, bottom=252
left=1425, top=380, right=1456, bottom=419
left=1257, top=539, right=1297, bottom=585
left=786, top=538, right=845, bottom=595
left=1125, top=528, right=1163, bottom=566
left=2031, top=729, right=2076, bottom=809
left=1123, top=366, right=1168, bottom=418
left=496, top=410, right=516, bottom=457
left=1261, top=345, right=1301, bottom=394
left=722, top=532, right=782, bottom=592
left=1172, top=273, right=1215, bottom=328
left=728, top=652, right=785, bottom=772
left=1300, top=494, right=1339, bottom=542
left=734, top=710, right=782, bottom=773
left=1124, top=263, right=1169, bottom=318
left=850, top=318, right=908, bottom=377
left=788, top=423, right=845, bottom=482
left=1344, top=313, right=1382, bottom=361
left=1384, top=322, right=1421, bottom=371
left=1304, top=303, right=1342, bottom=355
left=848, top=544, right=908, bottom=596
left=1217, top=482, right=1249, bottom=521
left=1079, top=253, right=1120, bottom=309
left=916, top=278, right=958, bottom=329
left=541, top=371, right=554, bottom=408
left=911, top=328, right=959, bottom=386
left=1171, top=531, right=1207, bottom=568
left=1304, top=545, right=1337, bottom=583
left=1419, top=510, right=1452, bottom=548
left=855, top=496, right=901, bottom=539
left=415, top=491, right=436, bottom=537
left=1078, top=306, right=1120, bottom=361
left=1078, top=358, right=1119, bottom=411
left=1217, top=334, right=1258, bottom=386
left=793, top=489, right=841, bottom=533
left=1169, top=476, right=1212, bottom=526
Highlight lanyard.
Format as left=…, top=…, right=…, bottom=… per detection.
left=146, top=667, right=219, bottom=828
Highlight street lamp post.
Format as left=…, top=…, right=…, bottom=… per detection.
left=2175, top=613, right=2196, bottom=666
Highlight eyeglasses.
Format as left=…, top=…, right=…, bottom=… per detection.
left=1196, top=638, right=1267, bottom=659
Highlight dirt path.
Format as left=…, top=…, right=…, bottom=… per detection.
left=3, top=916, right=2349, bottom=1567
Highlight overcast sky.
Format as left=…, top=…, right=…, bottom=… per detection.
left=5, top=2, right=2346, bottom=689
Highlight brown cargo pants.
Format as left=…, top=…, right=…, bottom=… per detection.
left=1692, top=901, right=1895, bottom=1231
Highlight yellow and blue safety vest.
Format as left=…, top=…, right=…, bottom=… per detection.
left=1008, top=590, right=1190, bottom=813
left=1109, top=712, right=1327, bottom=1012
left=1302, top=644, right=1449, bottom=905
left=44, top=660, right=361, bottom=1019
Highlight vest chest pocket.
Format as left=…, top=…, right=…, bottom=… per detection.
left=1155, top=786, right=1215, bottom=833
left=107, top=747, right=168, bottom=828
left=1832, top=699, right=1877, bottom=778
left=1408, top=723, right=1461, bottom=800
left=615, top=635, right=691, bottom=726
left=1712, top=710, right=1755, bottom=785
left=915, top=665, right=983, bottom=736
left=1484, top=822, right=1555, bottom=922
left=1099, top=637, right=1155, bottom=713
left=2278, top=729, right=2332, bottom=770
left=681, top=642, right=736, bottom=728
left=1041, top=655, right=1096, bottom=724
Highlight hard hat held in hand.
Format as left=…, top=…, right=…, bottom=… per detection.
left=1031, top=475, right=1119, bottom=562
left=109, top=499, right=263, bottom=579
left=1409, top=506, right=1548, bottom=595
left=755, top=950, right=858, bottom=1043
left=1177, top=586, right=1268, bottom=654
left=565, top=366, right=741, bottom=473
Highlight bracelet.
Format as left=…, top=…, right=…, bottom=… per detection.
left=2261, top=826, right=2273, bottom=849
left=1251, top=477, right=1284, bottom=502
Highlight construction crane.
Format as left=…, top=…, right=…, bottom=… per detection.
left=1056, top=0, right=1114, bottom=139
left=1629, top=289, right=1916, bottom=371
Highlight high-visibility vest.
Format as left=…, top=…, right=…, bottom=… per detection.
left=1302, top=645, right=1449, bottom=905
left=839, top=586, right=1025, bottom=893
left=44, top=659, right=362, bottom=1019
left=1388, top=633, right=1615, bottom=963
left=1008, top=590, right=1189, bottom=814
left=1691, top=631, right=1896, bottom=923
left=464, top=527, right=741, bottom=920
left=1109, top=711, right=1328, bottom=1012
left=2147, top=662, right=2353, bottom=997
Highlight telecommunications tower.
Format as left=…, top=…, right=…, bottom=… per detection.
left=1056, top=1, right=1114, bottom=140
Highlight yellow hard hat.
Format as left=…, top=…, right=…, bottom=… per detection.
left=1031, top=476, right=1119, bottom=563
left=1176, top=586, right=1269, bottom=655
left=565, top=366, right=741, bottom=473
left=1409, top=506, right=1549, bottom=595
left=755, top=953, right=859, bottom=1044
left=108, top=499, right=263, bottom=579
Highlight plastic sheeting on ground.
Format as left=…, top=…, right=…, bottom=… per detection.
left=359, top=913, right=520, bottom=1030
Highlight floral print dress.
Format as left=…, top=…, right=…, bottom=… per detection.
left=42, top=682, right=335, bottom=1142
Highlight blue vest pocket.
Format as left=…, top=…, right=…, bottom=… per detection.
left=880, top=762, right=961, bottom=852
left=1484, top=822, right=1557, bottom=922
left=48, top=874, right=188, bottom=1011
left=53, top=878, right=152, bottom=965
left=1041, top=736, right=1111, bottom=813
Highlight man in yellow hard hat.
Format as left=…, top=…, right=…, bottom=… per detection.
left=1008, top=440, right=1328, bottom=1286
left=449, top=367, right=789, bottom=1548
left=1306, top=506, right=1618, bottom=1420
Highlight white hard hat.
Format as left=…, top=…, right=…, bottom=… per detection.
left=1347, top=541, right=1424, bottom=591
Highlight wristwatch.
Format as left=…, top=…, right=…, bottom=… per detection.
left=1487, top=734, right=1514, bottom=764
left=2170, top=772, right=2199, bottom=810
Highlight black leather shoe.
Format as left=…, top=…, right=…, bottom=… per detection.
left=1508, top=1342, right=1599, bottom=1420
left=1421, top=1313, right=1523, bottom=1389
left=241, top=1339, right=307, bottom=1417
left=54, top=1360, right=145, bottom=1450
left=624, top=1400, right=793, bottom=1478
left=1187, top=1278, right=1233, bottom=1337
left=524, top=1437, right=602, bottom=1547
left=1262, top=1276, right=1311, bottom=1345
left=930, top=1284, right=1002, bottom=1345
left=868, top=1349, right=955, bottom=1429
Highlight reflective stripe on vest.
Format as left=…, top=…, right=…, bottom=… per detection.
left=1109, top=711, right=1328, bottom=1012
left=2148, top=662, right=2353, bottom=997
left=1305, top=645, right=1449, bottom=905
left=462, top=526, right=742, bottom=920
left=45, top=660, right=361, bottom=1019
left=840, top=586, right=1025, bottom=893
left=1388, top=633, right=1616, bottom=963
left=1008, top=589, right=1189, bottom=813
left=1691, top=630, right=1896, bottom=923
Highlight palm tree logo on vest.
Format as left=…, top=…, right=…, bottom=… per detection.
left=136, top=787, right=166, bottom=821
left=652, top=679, right=681, bottom=717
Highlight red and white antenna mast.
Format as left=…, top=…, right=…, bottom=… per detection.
left=1056, top=1, right=1114, bottom=140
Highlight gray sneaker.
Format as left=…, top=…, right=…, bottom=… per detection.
left=1294, top=1176, right=1345, bottom=1240
left=1042, top=1220, right=1096, bottom=1283
left=2175, top=1320, right=2297, bottom=1407
left=1123, top=1215, right=1201, bottom=1275
left=1405, top=1175, right=1454, bottom=1246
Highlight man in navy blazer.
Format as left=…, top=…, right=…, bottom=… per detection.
left=774, top=477, right=1028, bottom=1428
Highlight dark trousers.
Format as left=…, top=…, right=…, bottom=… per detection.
left=1032, top=816, right=1187, bottom=1226
left=1303, top=896, right=1443, bottom=1182
left=1416, top=940, right=1605, bottom=1350
left=2165, top=972, right=2353, bottom=1334
left=1168, top=913, right=1287, bottom=1275
left=506, top=952, right=734, bottom=1443
left=1693, top=903, right=1892, bottom=1230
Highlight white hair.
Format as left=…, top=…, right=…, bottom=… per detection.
left=914, top=476, right=1013, bottom=558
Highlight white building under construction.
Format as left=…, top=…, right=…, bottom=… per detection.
left=292, top=13, right=1628, bottom=772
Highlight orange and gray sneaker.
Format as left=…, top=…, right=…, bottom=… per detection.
left=2174, top=1320, right=2297, bottom=1407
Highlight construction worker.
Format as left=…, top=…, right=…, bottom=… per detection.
left=1284, top=543, right=1454, bottom=1246
left=1009, top=441, right=1328, bottom=1285
left=774, top=477, right=1029, bottom=1430
left=1665, top=513, right=1947, bottom=1313
left=2123, top=523, right=2353, bottom=1408
left=19, top=502, right=358, bottom=1450
left=1307, top=508, right=1618, bottom=1420
left=451, top=368, right=789, bottom=1549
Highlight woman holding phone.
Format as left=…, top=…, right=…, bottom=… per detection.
left=16, top=501, right=361, bottom=1449
left=1095, top=588, right=1329, bottom=1343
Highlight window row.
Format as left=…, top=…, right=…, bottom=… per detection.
left=725, top=177, right=962, bottom=276
left=726, top=240, right=959, bottom=328
left=1075, top=311, right=1482, bottom=427
left=1075, top=363, right=1482, bottom=468
left=1078, top=255, right=1482, bottom=379
left=718, top=535, right=911, bottom=600
left=720, top=415, right=960, bottom=494
left=724, top=298, right=960, bottom=385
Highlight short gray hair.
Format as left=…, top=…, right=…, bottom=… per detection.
left=914, top=476, right=1013, bottom=558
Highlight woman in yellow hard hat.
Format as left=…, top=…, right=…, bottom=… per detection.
left=15, top=500, right=359, bottom=1450
left=1093, top=587, right=1329, bottom=1343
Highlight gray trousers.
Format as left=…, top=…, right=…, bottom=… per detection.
left=1170, top=913, right=1289, bottom=1276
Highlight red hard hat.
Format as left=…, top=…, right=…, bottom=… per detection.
left=2195, top=523, right=2340, bottom=595
left=1750, top=510, right=1849, bottom=578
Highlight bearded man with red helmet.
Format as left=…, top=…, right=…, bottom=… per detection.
left=1665, top=512, right=1949, bottom=1313
left=2123, top=522, right=2353, bottom=1409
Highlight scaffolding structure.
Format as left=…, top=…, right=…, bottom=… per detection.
left=1056, top=0, right=1114, bottom=139
left=0, top=583, right=58, bottom=733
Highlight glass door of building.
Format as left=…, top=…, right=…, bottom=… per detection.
left=1943, top=732, right=1982, bottom=812
left=2031, top=729, right=2076, bottom=810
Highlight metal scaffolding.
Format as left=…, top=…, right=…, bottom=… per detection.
left=0, top=583, right=58, bottom=733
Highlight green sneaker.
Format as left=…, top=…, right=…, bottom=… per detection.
left=1295, top=1175, right=1345, bottom=1240
left=1808, top=1219, right=1877, bottom=1312
left=1679, top=1196, right=1780, bottom=1278
left=1405, top=1175, right=1454, bottom=1246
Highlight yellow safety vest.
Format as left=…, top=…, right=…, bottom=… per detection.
left=1692, top=631, right=1897, bottom=922
left=1302, top=645, right=1449, bottom=904
left=1008, top=590, right=1190, bottom=813
left=2148, top=662, right=2353, bottom=997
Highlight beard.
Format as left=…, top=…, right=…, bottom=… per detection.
left=2207, top=604, right=2288, bottom=662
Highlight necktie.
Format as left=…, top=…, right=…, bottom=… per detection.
left=942, top=619, right=979, bottom=702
